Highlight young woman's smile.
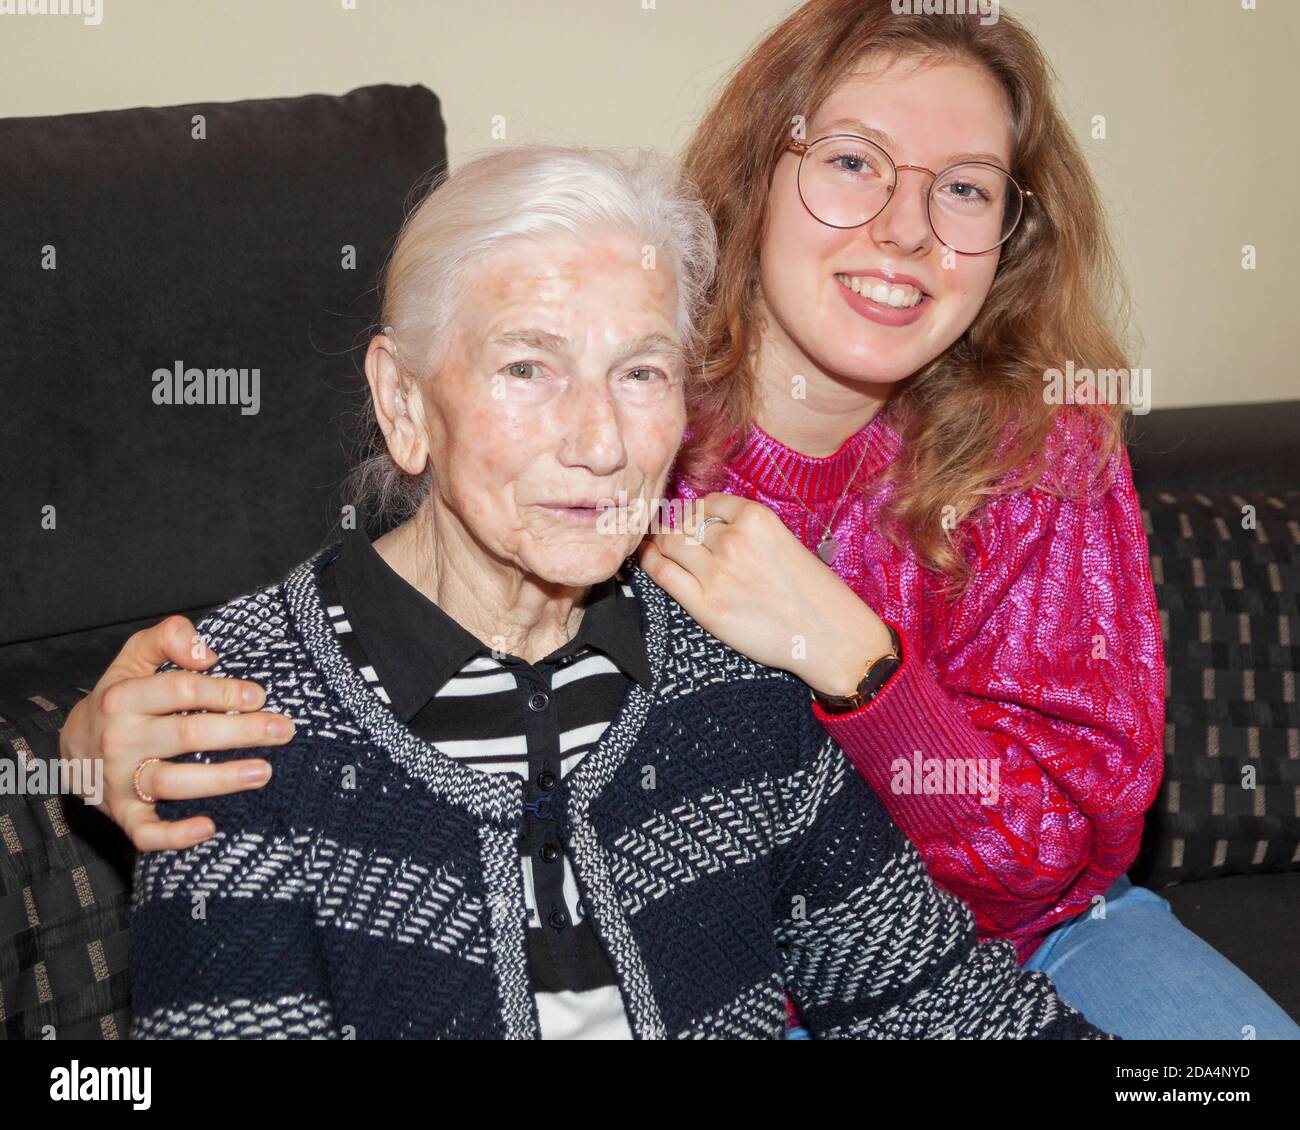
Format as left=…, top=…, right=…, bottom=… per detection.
left=833, top=268, right=932, bottom=326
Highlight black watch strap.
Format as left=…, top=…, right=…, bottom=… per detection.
left=813, top=624, right=902, bottom=715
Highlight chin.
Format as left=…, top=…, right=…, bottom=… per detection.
left=815, top=345, right=921, bottom=387
left=523, top=542, right=632, bottom=589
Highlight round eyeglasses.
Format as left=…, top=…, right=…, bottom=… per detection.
left=786, top=134, right=1033, bottom=255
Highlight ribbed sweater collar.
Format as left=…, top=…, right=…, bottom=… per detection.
left=727, top=409, right=902, bottom=504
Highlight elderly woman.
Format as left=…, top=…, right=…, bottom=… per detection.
left=128, top=146, right=1106, bottom=1040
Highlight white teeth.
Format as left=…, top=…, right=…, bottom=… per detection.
left=835, top=273, right=923, bottom=309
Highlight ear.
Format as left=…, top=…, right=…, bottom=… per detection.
left=364, top=334, right=429, bottom=476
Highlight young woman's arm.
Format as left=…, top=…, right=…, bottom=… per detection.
left=58, top=616, right=294, bottom=850
left=812, top=446, right=1165, bottom=959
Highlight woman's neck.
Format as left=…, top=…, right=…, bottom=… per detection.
left=752, top=313, right=893, bottom=457
left=374, top=511, right=590, bottom=664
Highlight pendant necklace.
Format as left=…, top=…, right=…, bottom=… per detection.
left=761, top=432, right=875, bottom=566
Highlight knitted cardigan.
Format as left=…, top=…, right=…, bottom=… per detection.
left=129, top=544, right=1111, bottom=1040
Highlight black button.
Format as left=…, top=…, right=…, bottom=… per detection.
left=528, top=691, right=550, bottom=711
left=540, top=842, right=560, bottom=864
left=537, top=770, right=556, bottom=791
left=549, top=909, right=569, bottom=930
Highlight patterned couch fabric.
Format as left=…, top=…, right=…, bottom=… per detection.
left=0, top=690, right=134, bottom=1039
left=1130, top=488, right=1300, bottom=889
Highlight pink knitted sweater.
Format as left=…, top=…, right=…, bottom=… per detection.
left=671, top=408, right=1165, bottom=959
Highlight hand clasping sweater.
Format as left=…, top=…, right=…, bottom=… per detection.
left=129, top=543, right=1112, bottom=1039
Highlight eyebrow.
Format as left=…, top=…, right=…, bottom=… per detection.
left=486, top=328, right=686, bottom=367
left=815, top=117, right=1008, bottom=167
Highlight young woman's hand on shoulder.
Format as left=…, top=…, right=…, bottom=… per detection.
left=58, top=615, right=295, bottom=852
left=638, top=492, right=893, bottom=699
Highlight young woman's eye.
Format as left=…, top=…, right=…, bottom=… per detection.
left=940, top=180, right=992, bottom=204
left=827, top=150, right=882, bottom=178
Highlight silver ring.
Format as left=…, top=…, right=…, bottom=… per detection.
left=692, top=516, right=727, bottom=545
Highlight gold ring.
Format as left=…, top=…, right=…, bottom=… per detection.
left=132, top=757, right=162, bottom=804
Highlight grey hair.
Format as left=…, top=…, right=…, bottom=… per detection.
left=345, top=145, right=719, bottom=531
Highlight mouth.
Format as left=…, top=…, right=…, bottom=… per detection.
left=833, top=270, right=932, bottom=326
left=834, top=271, right=928, bottom=309
left=537, top=500, right=617, bottom=525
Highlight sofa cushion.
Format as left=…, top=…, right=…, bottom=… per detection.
left=0, top=83, right=447, bottom=647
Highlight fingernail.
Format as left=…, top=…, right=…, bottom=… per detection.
left=240, top=762, right=272, bottom=783
left=241, top=685, right=262, bottom=706
left=267, top=717, right=293, bottom=739
left=192, top=820, right=216, bottom=841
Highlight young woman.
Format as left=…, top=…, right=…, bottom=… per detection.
left=62, top=0, right=1297, bottom=1038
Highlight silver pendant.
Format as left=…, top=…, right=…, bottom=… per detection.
left=817, top=533, right=839, bottom=565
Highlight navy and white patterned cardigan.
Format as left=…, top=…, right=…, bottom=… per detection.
left=129, top=544, right=1110, bottom=1040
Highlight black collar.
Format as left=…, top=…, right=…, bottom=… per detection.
left=331, top=525, right=653, bottom=722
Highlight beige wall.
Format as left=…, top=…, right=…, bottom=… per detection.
left=2, top=0, right=1293, bottom=409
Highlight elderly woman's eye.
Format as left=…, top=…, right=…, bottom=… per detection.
left=625, top=367, right=665, bottom=383
left=505, top=362, right=542, bottom=380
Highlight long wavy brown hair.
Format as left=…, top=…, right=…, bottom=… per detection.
left=676, top=0, right=1133, bottom=599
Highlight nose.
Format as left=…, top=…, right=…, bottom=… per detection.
left=866, top=166, right=935, bottom=256
left=560, top=384, right=627, bottom=477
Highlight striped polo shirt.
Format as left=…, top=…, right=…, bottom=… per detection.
left=317, top=525, right=651, bottom=1039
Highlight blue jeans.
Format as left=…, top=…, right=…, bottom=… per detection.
left=1023, top=874, right=1298, bottom=1039
left=786, top=874, right=1298, bottom=1039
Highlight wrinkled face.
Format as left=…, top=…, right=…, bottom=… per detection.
left=760, top=54, right=1015, bottom=384
left=420, top=232, right=687, bottom=588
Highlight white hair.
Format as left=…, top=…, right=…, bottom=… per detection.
left=347, top=145, right=718, bottom=529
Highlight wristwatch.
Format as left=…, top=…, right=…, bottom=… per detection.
left=812, top=624, right=903, bottom=714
